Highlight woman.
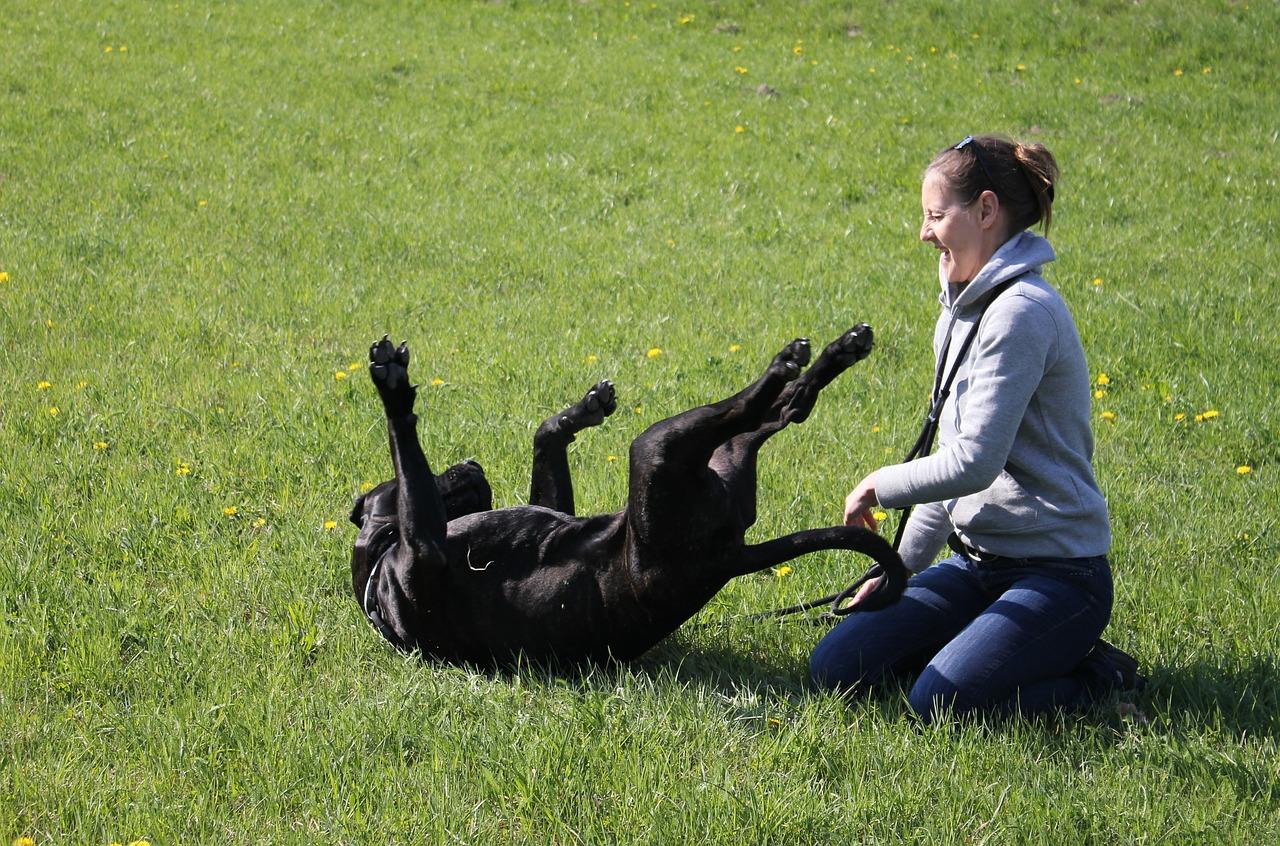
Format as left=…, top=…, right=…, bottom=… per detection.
left=809, top=135, right=1139, bottom=720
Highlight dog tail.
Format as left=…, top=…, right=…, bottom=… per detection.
left=736, top=526, right=908, bottom=610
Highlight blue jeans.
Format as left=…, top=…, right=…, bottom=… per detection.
left=809, top=553, right=1113, bottom=720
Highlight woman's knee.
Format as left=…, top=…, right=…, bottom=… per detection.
left=908, top=666, right=955, bottom=720
left=808, top=635, right=860, bottom=693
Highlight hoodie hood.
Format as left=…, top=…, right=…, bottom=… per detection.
left=939, top=230, right=1056, bottom=313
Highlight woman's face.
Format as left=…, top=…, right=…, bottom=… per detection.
left=919, top=170, right=996, bottom=284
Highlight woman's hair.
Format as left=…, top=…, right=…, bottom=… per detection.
left=927, top=135, right=1059, bottom=234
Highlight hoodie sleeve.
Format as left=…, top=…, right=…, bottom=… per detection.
left=876, top=293, right=1060, bottom=508
left=895, top=500, right=952, bottom=573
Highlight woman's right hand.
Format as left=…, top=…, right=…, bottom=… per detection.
left=844, top=574, right=887, bottom=610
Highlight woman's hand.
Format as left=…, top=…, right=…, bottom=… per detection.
left=844, top=574, right=887, bottom=610
left=843, top=472, right=881, bottom=530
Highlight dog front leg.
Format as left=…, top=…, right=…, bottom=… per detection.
left=370, top=336, right=449, bottom=557
left=529, top=380, right=616, bottom=514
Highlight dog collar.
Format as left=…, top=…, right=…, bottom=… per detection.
left=362, top=554, right=406, bottom=650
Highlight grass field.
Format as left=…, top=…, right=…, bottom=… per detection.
left=3, top=0, right=1278, bottom=843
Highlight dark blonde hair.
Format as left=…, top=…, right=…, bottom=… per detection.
left=927, top=135, right=1059, bottom=234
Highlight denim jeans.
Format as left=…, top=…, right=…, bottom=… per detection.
left=809, top=552, right=1112, bottom=720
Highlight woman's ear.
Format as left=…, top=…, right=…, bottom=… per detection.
left=978, top=189, right=1002, bottom=230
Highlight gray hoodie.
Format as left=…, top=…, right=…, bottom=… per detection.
left=876, top=230, right=1111, bottom=572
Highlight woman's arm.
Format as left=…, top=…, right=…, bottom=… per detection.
left=876, top=295, right=1059, bottom=508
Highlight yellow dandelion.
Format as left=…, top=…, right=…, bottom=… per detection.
left=1094, top=389, right=1107, bottom=399
left=223, top=506, right=238, bottom=517
left=198, top=199, right=208, bottom=207
left=869, top=67, right=876, bottom=74
left=323, top=520, right=337, bottom=530
left=678, top=13, right=694, bottom=24
left=728, top=344, right=742, bottom=353
left=1174, top=68, right=1183, bottom=77
left=734, top=66, right=748, bottom=74
left=873, top=511, right=888, bottom=522
left=93, top=441, right=108, bottom=450
left=1236, top=465, right=1252, bottom=475
left=359, top=480, right=376, bottom=492
left=586, top=354, right=599, bottom=364
left=1096, top=373, right=1111, bottom=386
left=1202, top=66, right=1211, bottom=74
left=1015, top=63, right=1025, bottom=71
left=37, top=380, right=52, bottom=390
left=14, top=838, right=36, bottom=846
left=127, top=841, right=151, bottom=846
left=0, top=271, right=9, bottom=282
left=48, top=406, right=59, bottom=417
left=871, top=425, right=881, bottom=433
left=774, top=565, right=793, bottom=577
left=1092, top=277, right=1103, bottom=286
left=252, top=517, right=267, bottom=528
left=1174, top=412, right=1186, bottom=422
left=633, top=406, right=643, bottom=414
left=431, top=377, right=445, bottom=386
left=607, top=455, right=618, bottom=462
left=77, top=380, right=89, bottom=389
left=176, top=462, right=192, bottom=475
left=767, top=716, right=782, bottom=726
left=646, top=347, right=662, bottom=359
left=1163, top=393, right=1173, bottom=402
left=104, top=45, right=113, bottom=52
left=333, top=370, right=350, bottom=381
left=1200, top=409, right=1220, bottom=420
left=734, top=125, right=746, bottom=133
left=1074, top=77, right=1083, bottom=85
left=347, top=362, right=362, bottom=371
left=1100, top=411, right=1116, bottom=421
left=119, top=45, right=128, bottom=52
left=793, top=45, right=803, bottom=55
left=45, top=319, right=54, bottom=328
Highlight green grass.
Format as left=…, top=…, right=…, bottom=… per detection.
left=3, top=0, right=1278, bottom=842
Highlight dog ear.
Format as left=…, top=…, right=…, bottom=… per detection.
left=349, top=493, right=367, bottom=527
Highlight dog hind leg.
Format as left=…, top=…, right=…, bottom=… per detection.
left=708, top=325, right=875, bottom=529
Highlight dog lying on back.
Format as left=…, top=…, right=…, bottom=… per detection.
left=350, top=328, right=906, bottom=666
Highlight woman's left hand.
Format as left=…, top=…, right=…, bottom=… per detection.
left=843, top=472, right=880, bottom=530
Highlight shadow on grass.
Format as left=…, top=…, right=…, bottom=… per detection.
left=1141, top=655, right=1280, bottom=739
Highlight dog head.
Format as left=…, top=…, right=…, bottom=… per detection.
left=350, top=479, right=399, bottom=602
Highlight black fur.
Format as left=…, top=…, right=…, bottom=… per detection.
left=350, top=328, right=906, bottom=666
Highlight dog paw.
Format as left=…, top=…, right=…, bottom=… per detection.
left=770, top=338, right=812, bottom=380
left=820, top=323, right=874, bottom=368
left=369, top=335, right=417, bottom=415
left=559, top=380, right=617, bottom=433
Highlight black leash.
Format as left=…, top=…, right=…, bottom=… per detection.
left=756, top=278, right=1019, bottom=622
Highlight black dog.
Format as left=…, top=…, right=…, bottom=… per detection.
left=349, top=327, right=906, bottom=666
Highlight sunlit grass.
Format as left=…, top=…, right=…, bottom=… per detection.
left=2, top=0, right=1278, bottom=843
